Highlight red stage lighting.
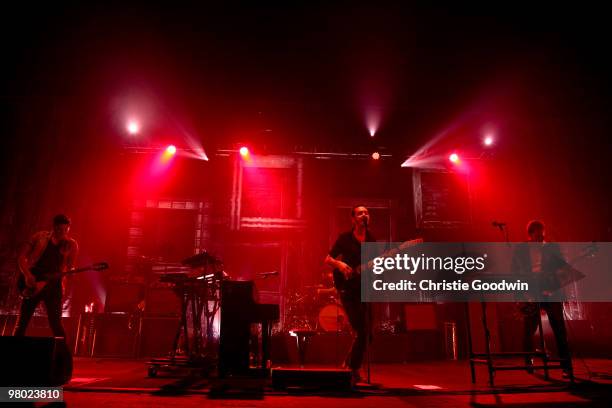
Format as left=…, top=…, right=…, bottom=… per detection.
left=158, top=144, right=178, bottom=165
left=365, top=108, right=381, bottom=137
left=166, top=145, right=177, bottom=155
left=239, top=146, right=249, bottom=157
left=372, top=152, right=381, bottom=160
left=126, top=121, right=140, bottom=135
left=449, top=153, right=460, bottom=164
left=483, top=135, right=494, bottom=146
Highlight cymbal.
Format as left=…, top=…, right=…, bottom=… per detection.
left=181, top=251, right=219, bottom=267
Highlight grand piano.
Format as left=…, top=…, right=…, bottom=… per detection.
left=219, top=280, right=280, bottom=376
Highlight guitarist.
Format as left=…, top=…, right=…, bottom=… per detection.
left=13, top=214, right=78, bottom=338
left=512, top=220, right=571, bottom=377
left=324, top=205, right=375, bottom=384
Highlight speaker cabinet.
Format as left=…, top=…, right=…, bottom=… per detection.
left=0, top=336, right=72, bottom=386
left=91, top=313, right=138, bottom=357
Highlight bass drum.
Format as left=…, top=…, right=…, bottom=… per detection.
left=318, top=302, right=349, bottom=332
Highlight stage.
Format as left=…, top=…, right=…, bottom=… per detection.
left=2, top=2, right=612, bottom=407
left=56, top=357, right=612, bottom=407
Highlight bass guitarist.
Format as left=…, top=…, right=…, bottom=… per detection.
left=512, top=220, right=572, bottom=378
left=13, top=214, right=78, bottom=338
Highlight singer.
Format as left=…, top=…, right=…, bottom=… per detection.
left=324, top=205, right=374, bottom=385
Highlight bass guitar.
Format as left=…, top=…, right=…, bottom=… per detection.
left=18, top=262, right=109, bottom=299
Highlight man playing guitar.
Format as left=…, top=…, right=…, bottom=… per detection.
left=512, top=220, right=572, bottom=378
left=13, top=214, right=78, bottom=338
left=324, top=205, right=374, bottom=384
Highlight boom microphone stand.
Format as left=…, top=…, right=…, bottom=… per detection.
left=364, top=217, right=371, bottom=385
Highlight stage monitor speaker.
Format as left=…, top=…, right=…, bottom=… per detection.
left=0, top=336, right=73, bottom=386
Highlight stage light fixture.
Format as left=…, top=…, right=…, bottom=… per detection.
left=126, top=121, right=140, bottom=135
left=449, top=153, right=460, bottom=164
left=239, top=146, right=249, bottom=157
left=166, top=145, right=177, bottom=155
left=372, top=152, right=381, bottom=160
left=483, top=135, right=494, bottom=146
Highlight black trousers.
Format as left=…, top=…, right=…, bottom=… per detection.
left=13, top=285, right=65, bottom=338
left=523, top=302, right=570, bottom=369
left=340, top=291, right=371, bottom=370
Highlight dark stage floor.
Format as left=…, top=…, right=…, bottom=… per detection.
left=40, top=357, right=612, bottom=407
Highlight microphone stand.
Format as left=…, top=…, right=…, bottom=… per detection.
left=364, top=218, right=372, bottom=385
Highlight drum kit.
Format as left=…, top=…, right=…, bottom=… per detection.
left=285, top=284, right=350, bottom=333
left=285, top=269, right=405, bottom=334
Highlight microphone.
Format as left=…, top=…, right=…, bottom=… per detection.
left=492, top=221, right=506, bottom=230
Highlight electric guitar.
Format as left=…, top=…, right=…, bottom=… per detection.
left=17, top=262, right=109, bottom=299
left=333, top=238, right=423, bottom=292
left=516, top=243, right=596, bottom=316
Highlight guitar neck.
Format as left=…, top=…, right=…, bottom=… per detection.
left=359, top=238, right=424, bottom=271
left=64, top=266, right=92, bottom=276
left=44, top=265, right=98, bottom=279
left=382, top=238, right=424, bottom=259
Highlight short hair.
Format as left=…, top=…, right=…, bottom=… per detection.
left=526, top=220, right=544, bottom=235
left=351, top=205, right=367, bottom=217
left=53, top=214, right=71, bottom=226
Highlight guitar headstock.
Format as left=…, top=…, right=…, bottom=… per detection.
left=399, top=238, right=424, bottom=250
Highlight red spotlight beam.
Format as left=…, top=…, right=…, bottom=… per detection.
left=122, top=145, right=209, bottom=159
left=402, top=153, right=492, bottom=168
